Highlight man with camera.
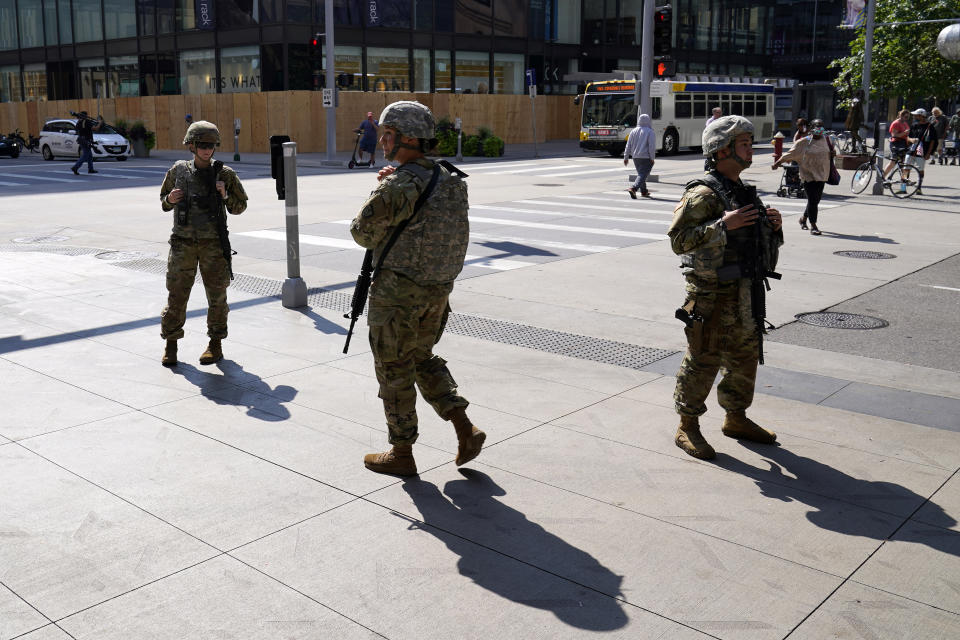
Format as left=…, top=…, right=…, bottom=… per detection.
left=70, top=111, right=102, bottom=175
left=669, top=116, right=783, bottom=460
left=158, top=120, right=247, bottom=366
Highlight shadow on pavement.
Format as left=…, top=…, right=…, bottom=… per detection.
left=170, top=360, right=297, bottom=421
left=720, top=443, right=958, bottom=555
left=399, top=469, right=628, bottom=631
left=817, top=231, right=898, bottom=243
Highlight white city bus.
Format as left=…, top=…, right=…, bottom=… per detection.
left=578, top=79, right=776, bottom=156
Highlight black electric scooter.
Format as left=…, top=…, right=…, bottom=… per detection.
left=347, top=131, right=376, bottom=169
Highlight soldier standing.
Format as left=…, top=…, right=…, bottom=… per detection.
left=158, top=121, right=247, bottom=366
left=669, top=116, right=784, bottom=460
left=349, top=100, right=485, bottom=476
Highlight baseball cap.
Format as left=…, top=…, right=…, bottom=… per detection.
left=911, top=108, right=927, bottom=117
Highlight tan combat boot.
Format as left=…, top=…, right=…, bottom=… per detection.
left=363, top=445, right=417, bottom=476
left=448, top=406, right=486, bottom=466
left=161, top=340, right=178, bottom=367
left=675, top=415, right=716, bottom=460
left=199, top=338, right=223, bottom=365
left=722, top=411, right=777, bottom=444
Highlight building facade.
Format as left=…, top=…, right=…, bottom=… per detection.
left=0, top=0, right=851, bottom=104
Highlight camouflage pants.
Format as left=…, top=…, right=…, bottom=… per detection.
left=368, top=271, right=468, bottom=446
left=160, top=236, right=230, bottom=341
left=674, top=287, right=758, bottom=418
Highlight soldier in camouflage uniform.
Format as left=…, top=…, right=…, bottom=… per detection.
left=350, top=100, right=485, bottom=476
left=159, top=120, right=247, bottom=366
left=668, top=116, right=784, bottom=460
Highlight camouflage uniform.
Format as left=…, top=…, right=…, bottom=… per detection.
left=159, top=159, right=247, bottom=340
left=669, top=175, right=772, bottom=418
left=350, top=156, right=470, bottom=445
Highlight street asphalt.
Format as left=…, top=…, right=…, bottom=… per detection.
left=1, top=138, right=958, bottom=639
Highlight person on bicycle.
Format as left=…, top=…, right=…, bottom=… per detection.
left=882, top=109, right=912, bottom=181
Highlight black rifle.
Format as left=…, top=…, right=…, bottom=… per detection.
left=739, top=185, right=781, bottom=365
left=342, top=163, right=446, bottom=354
left=69, top=110, right=101, bottom=126
left=210, top=160, right=235, bottom=280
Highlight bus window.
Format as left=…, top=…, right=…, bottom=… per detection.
left=676, top=94, right=691, bottom=118
left=756, top=97, right=768, bottom=116
left=693, top=95, right=706, bottom=118
left=652, top=97, right=661, bottom=120
left=730, top=95, right=743, bottom=116
left=582, top=93, right=636, bottom=127
left=744, top=99, right=755, bottom=117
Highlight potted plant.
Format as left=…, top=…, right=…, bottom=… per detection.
left=128, top=121, right=156, bottom=157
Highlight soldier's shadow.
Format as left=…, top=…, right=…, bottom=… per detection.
left=172, top=360, right=297, bottom=421
left=400, top=470, right=628, bottom=631
left=718, top=443, right=959, bottom=555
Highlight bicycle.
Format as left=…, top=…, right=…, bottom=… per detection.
left=834, top=130, right=867, bottom=155
left=849, top=145, right=919, bottom=198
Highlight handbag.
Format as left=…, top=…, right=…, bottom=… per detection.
left=825, top=136, right=840, bottom=185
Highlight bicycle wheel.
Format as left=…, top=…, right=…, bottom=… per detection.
left=850, top=162, right=874, bottom=193
left=890, top=162, right=919, bottom=199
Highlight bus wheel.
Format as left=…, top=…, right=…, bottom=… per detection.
left=663, top=130, right=679, bottom=155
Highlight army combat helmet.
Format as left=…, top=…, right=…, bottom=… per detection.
left=703, top=115, right=754, bottom=168
left=378, top=101, right=437, bottom=160
left=183, top=120, right=221, bottom=147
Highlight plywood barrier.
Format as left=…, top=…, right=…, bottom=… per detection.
left=0, top=91, right=582, bottom=153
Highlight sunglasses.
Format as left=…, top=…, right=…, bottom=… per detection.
left=195, top=142, right=216, bottom=150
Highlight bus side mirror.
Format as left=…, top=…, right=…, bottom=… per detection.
left=573, top=95, right=581, bottom=105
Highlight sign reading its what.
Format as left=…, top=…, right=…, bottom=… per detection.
left=196, top=0, right=215, bottom=29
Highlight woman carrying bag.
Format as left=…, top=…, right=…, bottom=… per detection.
left=772, top=119, right=836, bottom=236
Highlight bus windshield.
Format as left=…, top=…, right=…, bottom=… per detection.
left=582, top=94, right=636, bottom=128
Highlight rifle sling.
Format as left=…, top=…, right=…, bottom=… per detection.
left=371, top=163, right=442, bottom=279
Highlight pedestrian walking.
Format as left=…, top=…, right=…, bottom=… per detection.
left=930, top=107, right=948, bottom=165
left=793, top=117, right=810, bottom=143
left=668, top=115, right=784, bottom=460
left=772, top=118, right=834, bottom=235
left=907, top=108, right=936, bottom=195
left=158, top=121, right=247, bottom=367
left=349, top=100, right=485, bottom=476
left=624, top=113, right=656, bottom=198
left=70, top=111, right=102, bottom=175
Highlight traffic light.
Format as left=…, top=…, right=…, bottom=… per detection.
left=310, top=33, right=321, bottom=57
left=653, top=5, right=672, bottom=56
left=654, top=59, right=677, bottom=78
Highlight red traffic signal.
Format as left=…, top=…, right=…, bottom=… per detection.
left=653, top=5, right=672, bottom=56
left=654, top=58, right=676, bottom=78
left=310, top=33, right=321, bottom=56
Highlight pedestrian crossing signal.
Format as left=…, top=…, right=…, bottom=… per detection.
left=654, top=58, right=676, bottom=78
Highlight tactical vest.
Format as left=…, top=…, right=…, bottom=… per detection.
left=680, top=172, right=782, bottom=281
left=379, top=162, right=470, bottom=286
left=172, top=160, right=219, bottom=230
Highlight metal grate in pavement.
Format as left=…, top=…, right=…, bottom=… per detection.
left=833, top=250, right=896, bottom=260
left=795, top=312, right=889, bottom=329
left=1, top=242, right=678, bottom=371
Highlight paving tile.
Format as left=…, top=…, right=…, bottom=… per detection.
left=852, top=520, right=960, bottom=613
left=0, top=446, right=216, bottom=622
left=22, top=412, right=355, bottom=550
left=143, top=394, right=456, bottom=497
left=58, top=555, right=380, bottom=640
left=12, top=624, right=73, bottom=640
left=0, top=359, right=131, bottom=441
left=234, top=500, right=708, bottom=640
left=789, top=581, right=960, bottom=640
left=822, top=382, right=960, bottom=433
left=0, top=583, right=48, bottom=640
left=913, top=472, right=960, bottom=532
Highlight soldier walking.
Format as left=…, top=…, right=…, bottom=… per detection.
left=669, top=116, right=784, bottom=460
left=158, top=121, right=247, bottom=366
left=349, top=100, right=485, bottom=476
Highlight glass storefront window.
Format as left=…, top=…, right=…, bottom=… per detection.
left=414, top=0, right=432, bottom=30
left=0, top=0, right=17, bottom=51
left=456, top=50, right=489, bottom=94
left=220, top=46, right=261, bottom=93
left=493, top=53, right=522, bottom=95
left=335, top=0, right=360, bottom=25
left=554, top=0, right=580, bottom=44
left=109, top=55, right=139, bottom=96
left=260, top=0, right=281, bottom=23
left=57, top=0, right=72, bottom=44
left=74, top=0, right=103, bottom=42
left=219, top=0, right=258, bottom=27
left=138, top=0, right=155, bottom=36
left=79, top=58, right=106, bottom=99
left=23, top=63, right=47, bottom=100
left=367, top=47, right=408, bottom=92
left=413, top=49, right=430, bottom=92
left=19, top=0, right=43, bottom=48
left=158, top=0, right=174, bottom=33
left=324, top=45, right=362, bottom=91
left=179, top=49, right=216, bottom=95
left=495, top=0, right=525, bottom=37
left=178, top=0, right=196, bottom=31
left=435, top=50, right=451, bottom=93
left=0, top=65, right=21, bottom=101
left=370, top=0, right=410, bottom=28
left=621, top=0, right=642, bottom=46
left=44, top=0, right=57, bottom=44
left=457, top=0, right=490, bottom=36
left=287, top=0, right=311, bottom=23
left=105, top=0, right=137, bottom=39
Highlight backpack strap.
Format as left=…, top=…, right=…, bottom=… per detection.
left=373, top=163, right=442, bottom=277
left=684, top=172, right=735, bottom=212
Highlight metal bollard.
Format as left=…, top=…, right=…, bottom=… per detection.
left=281, top=141, right=307, bottom=308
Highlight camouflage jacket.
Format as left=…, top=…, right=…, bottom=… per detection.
left=350, top=157, right=469, bottom=287
left=160, top=159, right=247, bottom=240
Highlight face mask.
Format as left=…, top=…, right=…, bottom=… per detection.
left=811, top=127, right=825, bottom=136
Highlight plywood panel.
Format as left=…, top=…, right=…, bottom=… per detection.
left=249, top=92, right=268, bottom=153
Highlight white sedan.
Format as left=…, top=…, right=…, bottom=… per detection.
left=39, top=118, right=133, bottom=161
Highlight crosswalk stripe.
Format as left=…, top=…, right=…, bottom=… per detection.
left=0, top=180, right=28, bottom=186
left=516, top=198, right=674, bottom=214
left=478, top=164, right=573, bottom=175
left=458, top=161, right=544, bottom=171
left=86, top=172, right=142, bottom=180
left=237, top=230, right=535, bottom=271
left=470, top=216, right=665, bottom=239
left=0, top=172, right=77, bottom=183
left=472, top=204, right=670, bottom=225
left=599, top=190, right=840, bottom=208
left=544, top=166, right=631, bottom=178
left=468, top=232, right=616, bottom=253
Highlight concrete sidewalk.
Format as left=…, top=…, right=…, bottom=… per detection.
left=1, top=147, right=959, bottom=639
